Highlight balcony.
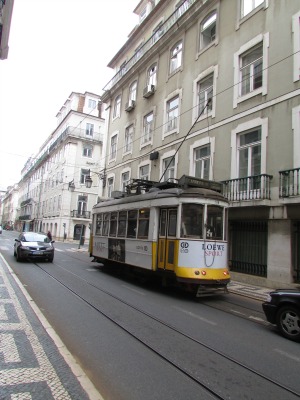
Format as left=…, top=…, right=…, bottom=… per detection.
left=222, top=174, right=273, bottom=202
left=279, top=168, right=300, bottom=198
left=71, top=210, right=91, bottom=219
left=102, top=0, right=197, bottom=92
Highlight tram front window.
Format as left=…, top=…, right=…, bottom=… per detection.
left=206, top=205, right=223, bottom=240
left=181, top=204, right=203, bottom=238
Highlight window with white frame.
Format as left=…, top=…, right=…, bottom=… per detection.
left=124, top=125, right=133, bottom=153
left=83, top=145, right=93, bottom=158
left=238, top=128, right=261, bottom=190
left=107, top=177, right=114, bottom=197
left=240, top=43, right=263, bottom=96
left=241, top=0, right=264, bottom=18
left=293, top=11, right=300, bottom=82
left=121, top=171, right=130, bottom=192
left=80, top=169, right=90, bottom=185
left=139, top=164, right=150, bottom=180
left=170, top=41, right=183, bottom=74
left=142, top=112, right=153, bottom=145
left=88, top=99, right=96, bottom=109
left=162, top=156, right=175, bottom=182
left=166, top=95, right=179, bottom=133
left=86, top=123, right=94, bottom=136
left=129, top=81, right=137, bottom=101
left=109, top=134, right=118, bottom=161
left=113, top=95, right=121, bottom=119
left=197, top=74, right=213, bottom=116
left=147, top=64, right=157, bottom=86
left=194, top=145, right=211, bottom=180
left=233, top=33, right=268, bottom=108
left=200, top=11, right=217, bottom=50
left=77, top=195, right=87, bottom=215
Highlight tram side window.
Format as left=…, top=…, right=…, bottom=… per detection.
left=168, top=210, right=177, bottom=237
left=118, top=211, right=127, bottom=237
left=127, top=210, right=138, bottom=238
left=181, top=204, right=203, bottom=238
left=206, top=205, right=223, bottom=240
left=96, top=213, right=102, bottom=235
left=109, top=212, right=118, bottom=236
left=102, top=213, right=109, bottom=236
left=137, top=208, right=150, bottom=239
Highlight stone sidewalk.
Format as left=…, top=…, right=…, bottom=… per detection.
left=0, top=254, right=103, bottom=400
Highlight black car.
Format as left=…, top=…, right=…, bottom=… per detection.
left=262, top=289, right=300, bottom=342
left=14, top=232, right=55, bottom=262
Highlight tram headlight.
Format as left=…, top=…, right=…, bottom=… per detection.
left=201, top=270, right=206, bottom=275
left=223, top=270, right=229, bottom=276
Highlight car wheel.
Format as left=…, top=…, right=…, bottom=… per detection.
left=276, top=305, right=300, bottom=342
left=16, top=249, right=23, bottom=262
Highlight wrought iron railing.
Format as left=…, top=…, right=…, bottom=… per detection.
left=222, top=174, right=273, bottom=201
left=279, top=168, right=300, bottom=198
left=71, top=210, right=91, bottom=219
left=102, top=0, right=197, bottom=92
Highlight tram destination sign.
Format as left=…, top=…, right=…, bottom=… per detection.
left=178, top=175, right=223, bottom=192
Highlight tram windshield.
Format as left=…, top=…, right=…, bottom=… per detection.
left=206, top=205, right=223, bottom=240
left=181, top=204, right=203, bottom=238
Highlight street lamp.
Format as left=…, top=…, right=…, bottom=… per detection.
left=85, top=169, right=106, bottom=188
left=68, top=180, right=75, bottom=192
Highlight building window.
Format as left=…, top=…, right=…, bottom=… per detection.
left=77, top=195, right=87, bottom=216
left=197, top=74, right=213, bottom=116
left=139, top=164, right=150, bottom=180
left=109, top=134, right=118, bottom=161
left=113, top=95, right=121, bottom=119
left=142, top=112, right=153, bottom=145
left=162, top=156, right=175, bottom=182
left=88, top=99, right=96, bottom=109
left=80, top=169, right=90, bottom=185
left=233, top=33, right=269, bottom=108
left=86, top=123, right=94, bottom=136
left=129, top=81, right=137, bottom=101
left=124, top=125, right=133, bottom=153
left=152, top=22, right=164, bottom=44
left=240, top=43, right=263, bottom=96
left=147, top=64, right=157, bottom=86
left=241, top=0, right=264, bottom=18
left=293, top=11, right=300, bottom=82
left=166, top=95, right=179, bottom=133
left=170, top=41, right=183, bottom=74
left=121, top=171, right=130, bottom=192
left=107, top=177, right=114, bottom=197
left=200, top=11, right=217, bottom=50
left=194, top=145, right=211, bottom=180
left=175, top=0, right=189, bottom=18
left=83, top=145, right=93, bottom=158
left=238, top=128, right=261, bottom=181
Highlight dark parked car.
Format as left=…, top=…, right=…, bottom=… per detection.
left=14, top=232, right=55, bottom=262
left=262, top=289, right=300, bottom=342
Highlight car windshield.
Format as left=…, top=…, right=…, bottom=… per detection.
left=22, top=233, right=51, bottom=243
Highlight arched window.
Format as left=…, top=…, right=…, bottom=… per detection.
left=200, top=11, right=217, bottom=50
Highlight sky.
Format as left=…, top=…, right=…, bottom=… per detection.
left=0, top=0, right=139, bottom=190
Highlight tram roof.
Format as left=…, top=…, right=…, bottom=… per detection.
left=93, top=176, right=227, bottom=209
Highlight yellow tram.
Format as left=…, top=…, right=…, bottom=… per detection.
left=90, top=175, right=230, bottom=296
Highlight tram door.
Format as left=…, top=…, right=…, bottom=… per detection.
left=157, top=208, right=177, bottom=271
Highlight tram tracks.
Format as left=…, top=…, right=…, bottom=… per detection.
left=31, top=258, right=300, bottom=400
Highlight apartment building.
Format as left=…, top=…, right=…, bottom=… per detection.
left=17, top=91, right=105, bottom=242
left=100, top=0, right=300, bottom=287
left=0, top=0, right=14, bottom=60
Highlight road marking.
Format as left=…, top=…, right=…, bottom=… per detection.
left=86, top=268, right=98, bottom=272
left=121, top=285, right=145, bottom=295
left=249, top=315, right=265, bottom=322
left=274, top=349, right=300, bottom=362
left=230, top=309, right=247, bottom=316
left=173, top=306, right=217, bottom=325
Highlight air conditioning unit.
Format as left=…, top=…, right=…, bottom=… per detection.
left=125, top=100, right=136, bottom=112
left=143, top=84, right=155, bottom=98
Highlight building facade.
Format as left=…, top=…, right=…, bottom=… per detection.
left=16, top=91, right=105, bottom=242
left=100, top=0, right=300, bottom=287
left=0, top=0, right=14, bottom=60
